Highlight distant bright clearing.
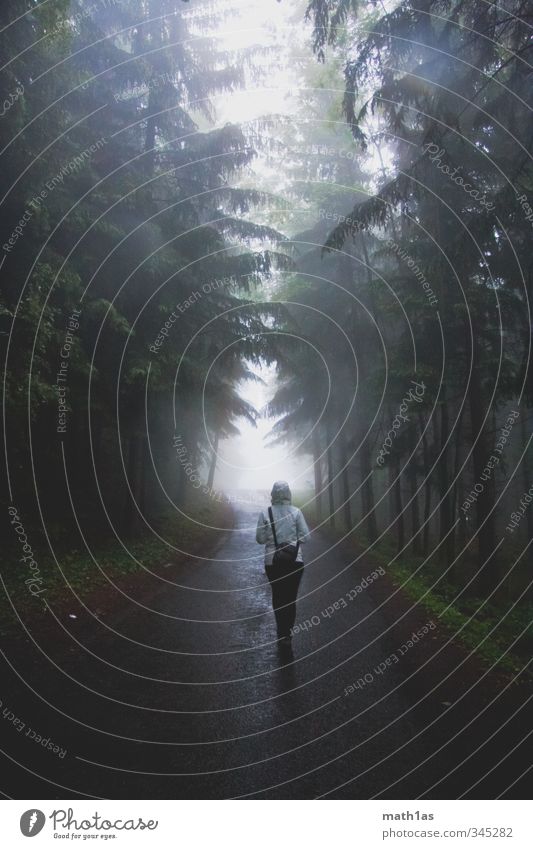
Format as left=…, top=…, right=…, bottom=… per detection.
left=214, top=363, right=313, bottom=493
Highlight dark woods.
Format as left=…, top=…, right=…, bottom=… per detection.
left=1, top=0, right=533, bottom=610
left=1, top=0, right=287, bottom=543
left=271, top=0, right=533, bottom=604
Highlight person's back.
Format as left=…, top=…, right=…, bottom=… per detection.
left=256, top=481, right=310, bottom=653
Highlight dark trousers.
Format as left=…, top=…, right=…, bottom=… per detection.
left=265, top=560, right=304, bottom=638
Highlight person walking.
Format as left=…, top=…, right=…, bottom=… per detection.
left=256, top=481, right=310, bottom=652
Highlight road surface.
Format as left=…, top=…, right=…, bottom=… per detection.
left=2, top=502, right=531, bottom=798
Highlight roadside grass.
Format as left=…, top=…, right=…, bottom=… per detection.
left=364, top=539, right=532, bottom=677
left=293, top=494, right=532, bottom=678
left=1, top=491, right=232, bottom=634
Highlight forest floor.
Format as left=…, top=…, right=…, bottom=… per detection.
left=1, top=501, right=531, bottom=799
left=1, top=491, right=233, bottom=635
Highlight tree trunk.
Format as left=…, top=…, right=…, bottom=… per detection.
left=124, top=433, right=142, bottom=534
left=408, top=424, right=421, bottom=555
left=448, top=400, right=466, bottom=581
left=326, top=420, right=336, bottom=529
left=468, top=355, right=497, bottom=592
left=142, top=0, right=162, bottom=181
left=139, top=436, right=147, bottom=519
left=520, top=409, right=533, bottom=544
left=385, top=404, right=405, bottom=552
left=457, top=475, right=468, bottom=552
left=438, top=384, right=454, bottom=567
left=393, top=454, right=405, bottom=553
left=450, top=401, right=466, bottom=523
left=360, top=437, right=378, bottom=543
left=207, top=431, right=219, bottom=491
left=418, top=410, right=432, bottom=556
left=339, top=428, right=352, bottom=529
left=312, top=427, right=323, bottom=521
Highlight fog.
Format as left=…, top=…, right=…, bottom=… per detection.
left=214, top=362, right=313, bottom=495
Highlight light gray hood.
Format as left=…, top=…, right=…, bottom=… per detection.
left=271, top=480, right=292, bottom=505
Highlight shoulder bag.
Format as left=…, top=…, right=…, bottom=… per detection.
left=268, top=507, right=300, bottom=567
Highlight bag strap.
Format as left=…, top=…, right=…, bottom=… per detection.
left=268, top=507, right=300, bottom=556
left=267, top=507, right=279, bottom=549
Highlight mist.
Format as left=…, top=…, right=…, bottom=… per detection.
left=1, top=0, right=532, bottom=808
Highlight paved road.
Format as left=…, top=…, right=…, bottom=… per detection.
left=2, top=503, right=531, bottom=798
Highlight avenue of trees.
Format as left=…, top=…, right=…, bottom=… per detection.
left=265, top=0, right=533, bottom=599
left=1, top=0, right=288, bottom=540
left=2, top=0, right=532, bottom=607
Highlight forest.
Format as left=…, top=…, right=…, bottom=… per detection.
left=1, top=0, right=532, bottom=802
left=3, top=0, right=532, bottom=595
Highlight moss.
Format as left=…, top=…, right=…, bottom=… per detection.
left=357, top=537, right=532, bottom=677
left=0, top=492, right=232, bottom=633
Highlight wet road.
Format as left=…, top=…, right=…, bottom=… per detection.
left=2, top=503, right=531, bottom=799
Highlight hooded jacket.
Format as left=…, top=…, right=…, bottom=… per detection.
left=256, top=481, right=310, bottom=566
